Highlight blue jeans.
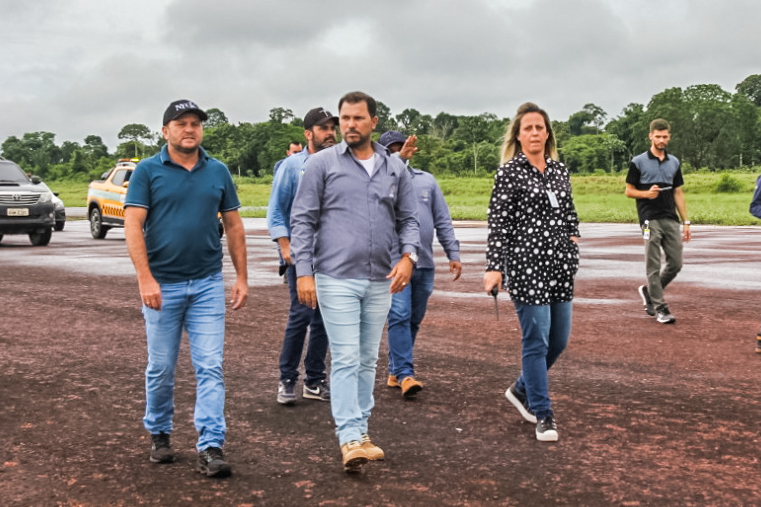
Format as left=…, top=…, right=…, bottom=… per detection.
left=142, top=271, right=227, bottom=452
left=279, top=265, right=328, bottom=385
left=315, top=273, right=391, bottom=446
left=387, top=267, right=435, bottom=380
left=513, top=301, right=572, bottom=420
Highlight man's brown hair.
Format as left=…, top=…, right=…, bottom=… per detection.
left=649, top=118, right=671, bottom=132
left=338, top=91, right=377, bottom=117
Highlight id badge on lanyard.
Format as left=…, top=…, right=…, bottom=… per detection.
left=547, top=190, right=559, bottom=208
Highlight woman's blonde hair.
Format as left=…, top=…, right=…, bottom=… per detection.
left=500, top=102, right=558, bottom=165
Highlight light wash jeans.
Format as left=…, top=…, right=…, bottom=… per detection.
left=513, top=300, right=572, bottom=420
left=142, top=271, right=227, bottom=452
left=315, top=273, right=391, bottom=446
left=387, top=267, right=435, bottom=380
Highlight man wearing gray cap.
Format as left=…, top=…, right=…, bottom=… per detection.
left=379, top=130, right=461, bottom=398
left=267, top=107, right=338, bottom=405
left=125, top=99, right=248, bottom=478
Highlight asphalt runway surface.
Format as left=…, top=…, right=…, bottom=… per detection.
left=1, top=217, right=760, bottom=506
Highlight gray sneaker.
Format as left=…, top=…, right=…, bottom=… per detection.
left=505, top=383, right=537, bottom=423
left=656, top=304, right=676, bottom=324
left=303, top=380, right=330, bottom=401
left=536, top=415, right=559, bottom=442
left=638, top=285, right=655, bottom=316
left=277, top=380, right=297, bottom=405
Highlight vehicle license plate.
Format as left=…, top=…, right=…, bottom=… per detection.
left=7, top=208, right=29, bottom=216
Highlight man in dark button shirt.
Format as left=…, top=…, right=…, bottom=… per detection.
left=379, top=130, right=462, bottom=399
left=273, top=140, right=303, bottom=177
left=625, top=118, right=691, bottom=324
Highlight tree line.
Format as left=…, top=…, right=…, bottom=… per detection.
left=3, top=75, right=761, bottom=181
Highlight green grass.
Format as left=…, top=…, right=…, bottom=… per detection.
left=45, top=179, right=90, bottom=207
left=46, top=171, right=761, bottom=225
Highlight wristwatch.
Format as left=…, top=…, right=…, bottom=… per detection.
left=404, top=252, right=418, bottom=264
left=683, top=221, right=691, bottom=226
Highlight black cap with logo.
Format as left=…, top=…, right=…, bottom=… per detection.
left=303, top=107, right=338, bottom=130
left=163, top=100, right=209, bottom=125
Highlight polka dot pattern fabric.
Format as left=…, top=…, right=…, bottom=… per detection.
left=486, top=153, right=580, bottom=305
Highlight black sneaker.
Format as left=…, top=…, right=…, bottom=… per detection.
left=197, top=447, right=232, bottom=478
left=505, top=383, right=537, bottom=423
left=303, top=380, right=330, bottom=401
left=638, top=285, right=655, bottom=316
left=535, top=415, right=559, bottom=442
left=277, top=380, right=297, bottom=405
left=656, top=304, right=676, bottom=324
left=149, top=432, right=175, bottom=463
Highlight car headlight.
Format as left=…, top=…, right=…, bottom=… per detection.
left=38, top=191, right=53, bottom=203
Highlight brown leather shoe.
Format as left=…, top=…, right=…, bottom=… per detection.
left=401, top=376, right=423, bottom=398
left=340, top=441, right=368, bottom=472
left=361, top=434, right=385, bottom=460
left=387, top=374, right=401, bottom=388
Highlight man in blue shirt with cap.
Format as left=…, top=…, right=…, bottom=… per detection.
left=267, top=107, right=338, bottom=405
left=125, top=99, right=248, bottom=478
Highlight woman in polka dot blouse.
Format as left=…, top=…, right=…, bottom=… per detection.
left=483, top=102, right=580, bottom=442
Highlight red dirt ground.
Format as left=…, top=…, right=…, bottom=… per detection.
left=1, top=225, right=759, bottom=506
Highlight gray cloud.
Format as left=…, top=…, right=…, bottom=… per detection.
left=1, top=0, right=760, bottom=151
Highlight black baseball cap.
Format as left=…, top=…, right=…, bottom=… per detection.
left=163, top=100, right=208, bottom=125
left=303, top=107, right=338, bottom=130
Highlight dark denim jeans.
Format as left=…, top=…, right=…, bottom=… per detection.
left=279, top=265, right=329, bottom=385
left=513, top=300, right=572, bottom=420
left=387, top=267, right=435, bottom=380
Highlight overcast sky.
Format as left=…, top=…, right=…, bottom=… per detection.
left=2, top=0, right=761, bottom=151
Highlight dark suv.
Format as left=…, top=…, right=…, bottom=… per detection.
left=0, top=157, right=55, bottom=246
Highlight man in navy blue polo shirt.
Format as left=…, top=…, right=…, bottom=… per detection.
left=626, top=118, right=690, bottom=324
left=290, top=91, right=420, bottom=472
left=124, top=99, right=248, bottom=478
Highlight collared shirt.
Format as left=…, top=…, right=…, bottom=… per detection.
left=390, top=166, right=459, bottom=269
left=290, top=140, right=420, bottom=281
left=266, top=147, right=309, bottom=241
left=626, top=149, right=683, bottom=224
left=485, top=153, right=580, bottom=305
left=125, top=145, right=240, bottom=284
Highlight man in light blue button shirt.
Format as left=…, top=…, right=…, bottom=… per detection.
left=290, top=91, right=420, bottom=472
left=266, top=107, right=338, bottom=406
